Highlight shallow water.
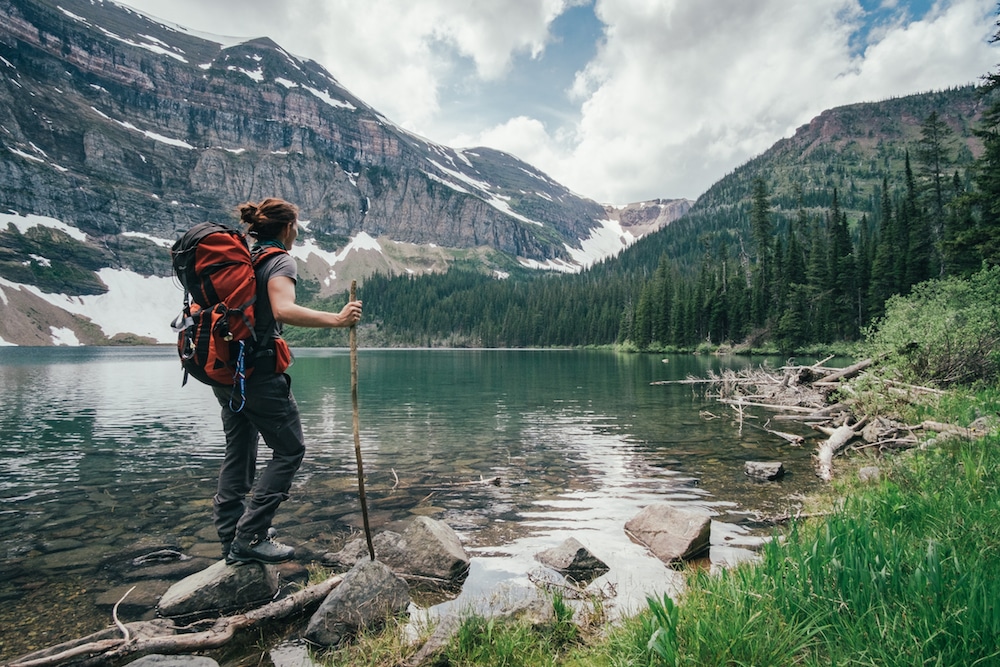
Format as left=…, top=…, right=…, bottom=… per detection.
left=0, top=347, right=824, bottom=660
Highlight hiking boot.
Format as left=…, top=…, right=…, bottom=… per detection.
left=220, top=527, right=276, bottom=560
left=226, top=530, right=294, bottom=565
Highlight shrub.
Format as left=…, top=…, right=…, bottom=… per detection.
left=862, top=266, right=1000, bottom=387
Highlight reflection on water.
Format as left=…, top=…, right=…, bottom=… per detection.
left=0, top=347, right=823, bottom=660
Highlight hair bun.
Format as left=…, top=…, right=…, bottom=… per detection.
left=239, top=203, right=259, bottom=225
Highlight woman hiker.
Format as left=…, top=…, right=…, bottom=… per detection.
left=215, top=197, right=363, bottom=565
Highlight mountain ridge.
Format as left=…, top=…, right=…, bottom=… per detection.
left=0, top=0, right=690, bottom=345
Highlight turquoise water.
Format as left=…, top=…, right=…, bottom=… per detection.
left=0, top=347, right=822, bottom=659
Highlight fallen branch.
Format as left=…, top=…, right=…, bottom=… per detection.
left=749, top=509, right=832, bottom=526
left=717, top=398, right=821, bottom=414
left=809, top=354, right=836, bottom=369
left=884, top=380, right=946, bottom=396
left=112, top=587, right=136, bottom=643
left=815, top=422, right=863, bottom=481
left=761, top=420, right=805, bottom=446
left=385, top=476, right=503, bottom=494
left=815, top=358, right=873, bottom=384
left=918, top=420, right=973, bottom=437
left=854, top=437, right=919, bottom=450
left=9, top=575, right=344, bottom=667
left=650, top=378, right=718, bottom=385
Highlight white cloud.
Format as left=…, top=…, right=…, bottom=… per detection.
left=116, top=0, right=997, bottom=205
left=513, top=0, right=996, bottom=203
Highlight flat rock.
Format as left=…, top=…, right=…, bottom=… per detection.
left=157, top=559, right=279, bottom=618
left=625, top=504, right=712, bottom=565
left=744, top=461, right=785, bottom=481
left=96, top=581, right=172, bottom=615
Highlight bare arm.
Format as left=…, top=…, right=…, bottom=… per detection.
left=268, top=275, right=362, bottom=328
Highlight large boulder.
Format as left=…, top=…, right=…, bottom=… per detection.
left=157, top=560, right=279, bottom=618
left=304, top=558, right=411, bottom=647
left=534, top=537, right=609, bottom=582
left=325, top=516, right=470, bottom=585
left=625, top=504, right=712, bottom=565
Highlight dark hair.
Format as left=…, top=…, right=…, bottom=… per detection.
left=238, top=198, right=298, bottom=239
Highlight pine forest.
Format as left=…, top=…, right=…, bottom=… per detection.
left=291, top=83, right=1000, bottom=354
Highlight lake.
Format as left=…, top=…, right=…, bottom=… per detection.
left=0, top=347, right=824, bottom=661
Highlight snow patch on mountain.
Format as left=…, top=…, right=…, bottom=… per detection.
left=0, top=212, right=88, bottom=242
left=122, top=230, right=173, bottom=247
left=303, top=86, right=356, bottom=111
left=566, top=218, right=636, bottom=268
left=291, top=230, right=383, bottom=285
left=0, top=269, right=179, bottom=344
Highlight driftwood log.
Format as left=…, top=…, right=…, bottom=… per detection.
left=8, top=575, right=344, bottom=667
left=673, top=358, right=984, bottom=482
left=813, top=358, right=874, bottom=385
left=814, top=421, right=865, bottom=481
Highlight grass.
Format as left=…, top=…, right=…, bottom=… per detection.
left=312, top=389, right=1000, bottom=666
left=610, top=430, right=1000, bottom=666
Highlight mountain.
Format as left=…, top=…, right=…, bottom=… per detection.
left=0, top=0, right=691, bottom=345
left=350, top=85, right=991, bottom=349
left=610, top=85, right=987, bottom=277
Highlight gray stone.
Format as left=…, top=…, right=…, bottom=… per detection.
left=624, top=504, right=712, bottom=564
left=326, top=516, right=470, bottom=584
left=128, top=655, right=219, bottom=667
left=303, top=558, right=410, bottom=647
left=858, top=466, right=881, bottom=483
left=970, top=415, right=1000, bottom=436
left=123, top=557, right=216, bottom=582
left=157, top=560, right=279, bottom=618
left=96, top=581, right=172, bottom=615
left=744, top=461, right=785, bottom=481
left=535, top=537, right=609, bottom=582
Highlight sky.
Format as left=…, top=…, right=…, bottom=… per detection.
left=114, top=0, right=998, bottom=206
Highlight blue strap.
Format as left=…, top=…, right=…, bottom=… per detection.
left=229, top=340, right=248, bottom=413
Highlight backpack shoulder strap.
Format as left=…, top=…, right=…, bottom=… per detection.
left=250, top=245, right=288, bottom=269
left=250, top=246, right=290, bottom=348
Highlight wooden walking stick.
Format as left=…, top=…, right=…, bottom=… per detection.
left=350, top=280, right=375, bottom=561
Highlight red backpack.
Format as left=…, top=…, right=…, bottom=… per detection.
left=170, top=222, right=289, bottom=410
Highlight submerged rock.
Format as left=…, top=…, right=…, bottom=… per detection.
left=744, top=461, right=785, bottom=481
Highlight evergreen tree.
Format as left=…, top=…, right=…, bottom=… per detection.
left=903, top=152, right=934, bottom=289
left=942, top=170, right=981, bottom=277
left=869, top=176, right=898, bottom=318
left=805, top=214, right=830, bottom=340
left=749, top=178, right=774, bottom=328
left=858, top=213, right=874, bottom=323
left=915, top=110, right=955, bottom=275
left=970, top=31, right=1000, bottom=267
left=826, top=190, right=857, bottom=339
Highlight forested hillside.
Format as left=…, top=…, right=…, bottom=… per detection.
left=291, top=84, right=1000, bottom=352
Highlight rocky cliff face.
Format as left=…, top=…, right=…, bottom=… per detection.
left=605, top=199, right=692, bottom=238
left=1, top=0, right=685, bottom=344
left=0, top=0, right=622, bottom=273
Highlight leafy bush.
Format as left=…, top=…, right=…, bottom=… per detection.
left=862, top=266, right=1000, bottom=387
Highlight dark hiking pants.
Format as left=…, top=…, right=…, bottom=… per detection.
left=211, top=371, right=305, bottom=544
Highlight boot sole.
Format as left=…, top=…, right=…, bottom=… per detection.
left=225, top=551, right=294, bottom=565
